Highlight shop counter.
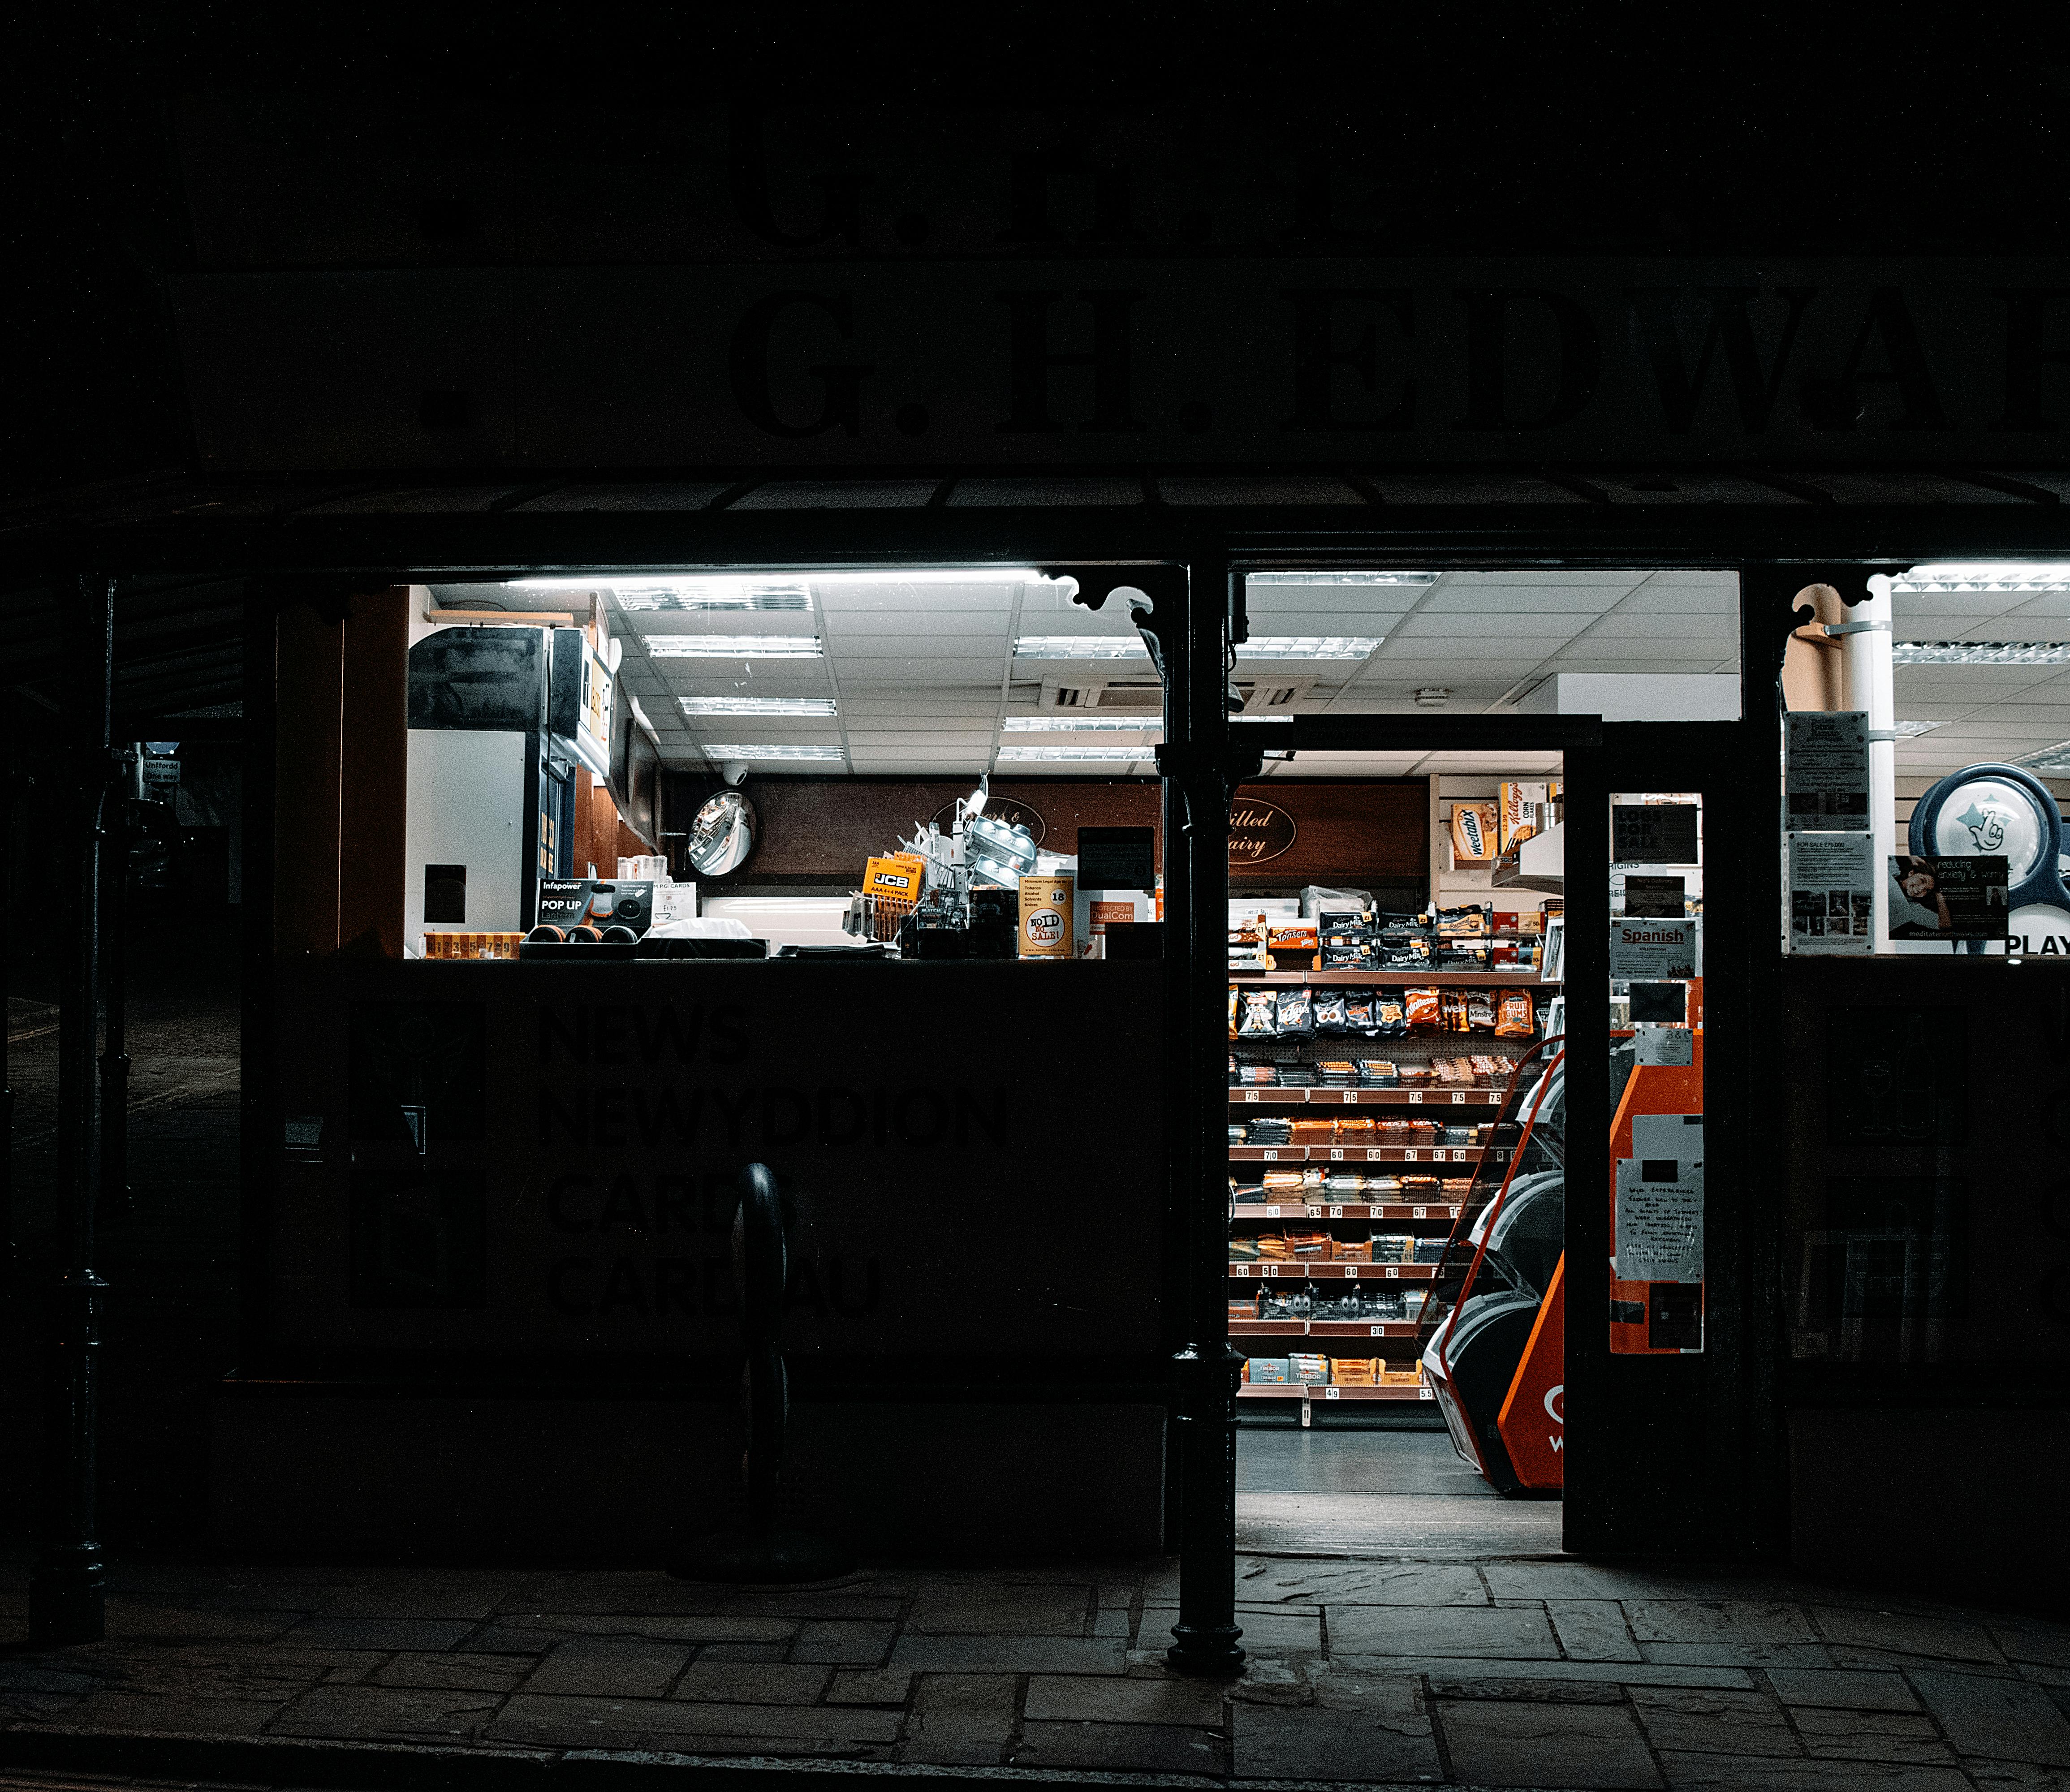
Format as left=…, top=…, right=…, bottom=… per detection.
left=215, top=957, right=1169, bottom=1559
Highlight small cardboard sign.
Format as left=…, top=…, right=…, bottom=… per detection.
left=1609, top=918, right=1697, bottom=979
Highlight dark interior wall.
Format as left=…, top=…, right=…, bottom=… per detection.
left=665, top=774, right=1427, bottom=895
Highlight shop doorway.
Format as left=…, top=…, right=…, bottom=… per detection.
left=1218, top=563, right=1727, bottom=1553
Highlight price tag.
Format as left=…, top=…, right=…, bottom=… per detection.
left=1452, top=1150, right=1466, bottom=1162
left=1413, top=1205, right=1427, bottom=1219
left=1450, top=1206, right=1462, bottom=1218
left=1261, top=1264, right=1278, bottom=1278
left=1419, top=1385, right=1434, bottom=1399
left=1263, top=1149, right=1278, bottom=1161
left=1452, top=1092, right=1466, bottom=1105
left=1244, top=1090, right=1261, bottom=1103
left=1369, top=1323, right=1386, bottom=1336
left=1232, top=1263, right=1250, bottom=1277
left=1345, top=1265, right=1361, bottom=1279
left=1325, top=1386, right=1341, bottom=1400
left=1340, top=1090, right=1357, bottom=1104
left=1307, top=1206, right=1322, bottom=1219
left=1329, top=1205, right=1343, bottom=1218
left=1366, top=1149, right=1383, bottom=1162
left=1265, top=1204, right=1280, bottom=1216
left=1408, top=1092, right=1424, bottom=1105
left=1386, top=1265, right=1400, bottom=1279
left=1404, top=1149, right=1419, bottom=1162
left=1329, top=1148, right=1344, bottom=1162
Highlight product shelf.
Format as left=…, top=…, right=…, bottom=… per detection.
left=1230, top=1202, right=1464, bottom=1222
left=1230, top=1088, right=1506, bottom=1107
left=1229, top=1318, right=1424, bottom=1339
left=1238, top=1383, right=1432, bottom=1401
left=1229, top=970, right=1534, bottom=986
left=1230, top=1145, right=1496, bottom=1166
left=1227, top=1261, right=1438, bottom=1281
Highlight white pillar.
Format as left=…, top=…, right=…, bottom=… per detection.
left=1850, top=574, right=1898, bottom=950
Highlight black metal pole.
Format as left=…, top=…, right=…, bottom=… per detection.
left=99, top=780, right=131, bottom=1215
left=30, top=572, right=115, bottom=1648
left=2, top=727, right=15, bottom=1288
left=1166, top=552, right=1245, bottom=1677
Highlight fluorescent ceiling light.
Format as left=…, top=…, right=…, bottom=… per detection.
left=997, top=745, right=1157, bottom=762
left=1246, top=572, right=1436, bottom=588
left=699, top=743, right=845, bottom=761
left=1895, top=563, right=2070, bottom=593
left=1891, top=641, right=2070, bottom=665
left=680, top=697, right=836, bottom=717
left=1014, top=636, right=1149, bottom=659
left=643, top=635, right=824, bottom=658
left=2018, top=741, right=2070, bottom=775
left=1002, top=716, right=1160, bottom=732
left=1235, top=636, right=1383, bottom=660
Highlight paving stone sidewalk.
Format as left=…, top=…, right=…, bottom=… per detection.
left=4, top=1552, right=2070, bottom=1788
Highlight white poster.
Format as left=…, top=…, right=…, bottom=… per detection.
left=1789, top=833, right=1875, bottom=955
left=1785, top=711, right=1871, bottom=831
left=1614, top=1113, right=1705, bottom=1284
left=1609, top=917, right=1697, bottom=979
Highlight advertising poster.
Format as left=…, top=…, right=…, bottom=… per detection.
left=1785, top=711, right=1871, bottom=830
left=1611, top=802, right=1700, bottom=865
left=1888, top=854, right=2009, bottom=943
left=1608, top=917, right=1698, bottom=980
left=1789, top=834, right=1874, bottom=954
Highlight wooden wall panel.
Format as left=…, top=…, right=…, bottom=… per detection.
left=661, top=775, right=1427, bottom=892
left=337, top=587, right=408, bottom=956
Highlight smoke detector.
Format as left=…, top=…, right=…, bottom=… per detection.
left=1414, top=686, right=1453, bottom=708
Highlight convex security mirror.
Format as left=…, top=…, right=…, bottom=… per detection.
left=687, top=788, right=757, bottom=877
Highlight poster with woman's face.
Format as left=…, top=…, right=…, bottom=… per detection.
left=1887, top=854, right=2009, bottom=942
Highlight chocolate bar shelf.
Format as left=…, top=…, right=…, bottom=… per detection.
left=1227, top=1261, right=1438, bottom=1281
left=1228, top=970, right=1539, bottom=986
left=1230, top=1087, right=1505, bottom=1107
left=1230, top=1318, right=1423, bottom=1338
left=1230, top=1145, right=1496, bottom=1164
left=1238, top=1383, right=1433, bottom=1401
left=1230, top=1202, right=1464, bottom=1221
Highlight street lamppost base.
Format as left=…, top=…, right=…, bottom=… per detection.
left=29, top=1544, right=106, bottom=1647
left=668, top=1530, right=853, bottom=1585
left=1166, top=1621, right=1246, bottom=1677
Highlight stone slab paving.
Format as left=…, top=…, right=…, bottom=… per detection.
left=1, top=1551, right=2068, bottom=1787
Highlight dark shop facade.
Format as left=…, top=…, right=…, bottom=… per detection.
left=11, top=95, right=2070, bottom=1662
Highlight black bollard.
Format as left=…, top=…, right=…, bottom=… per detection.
left=669, top=1163, right=850, bottom=1584
left=30, top=573, right=117, bottom=1648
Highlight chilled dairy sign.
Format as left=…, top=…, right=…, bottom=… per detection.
left=1229, top=800, right=1297, bottom=866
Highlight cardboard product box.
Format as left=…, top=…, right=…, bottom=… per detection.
left=1248, top=1357, right=1291, bottom=1384
left=1332, top=1357, right=1382, bottom=1385
left=1288, top=1353, right=1331, bottom=1384
left=865, top=853, right=928, bottom=902
left=1449, top=801, right=1498, bottom=863
left=1333, top=1238, right=1374, bottom=1262
left=1499, top=782, right=1549, bottom=855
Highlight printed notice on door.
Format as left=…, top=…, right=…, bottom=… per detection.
left=1614, top=1113, right=1705, bottom=1284
left=1789, top=833, right=1875, bottom=954
left=1786, top=711, right=1870, bottom=830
